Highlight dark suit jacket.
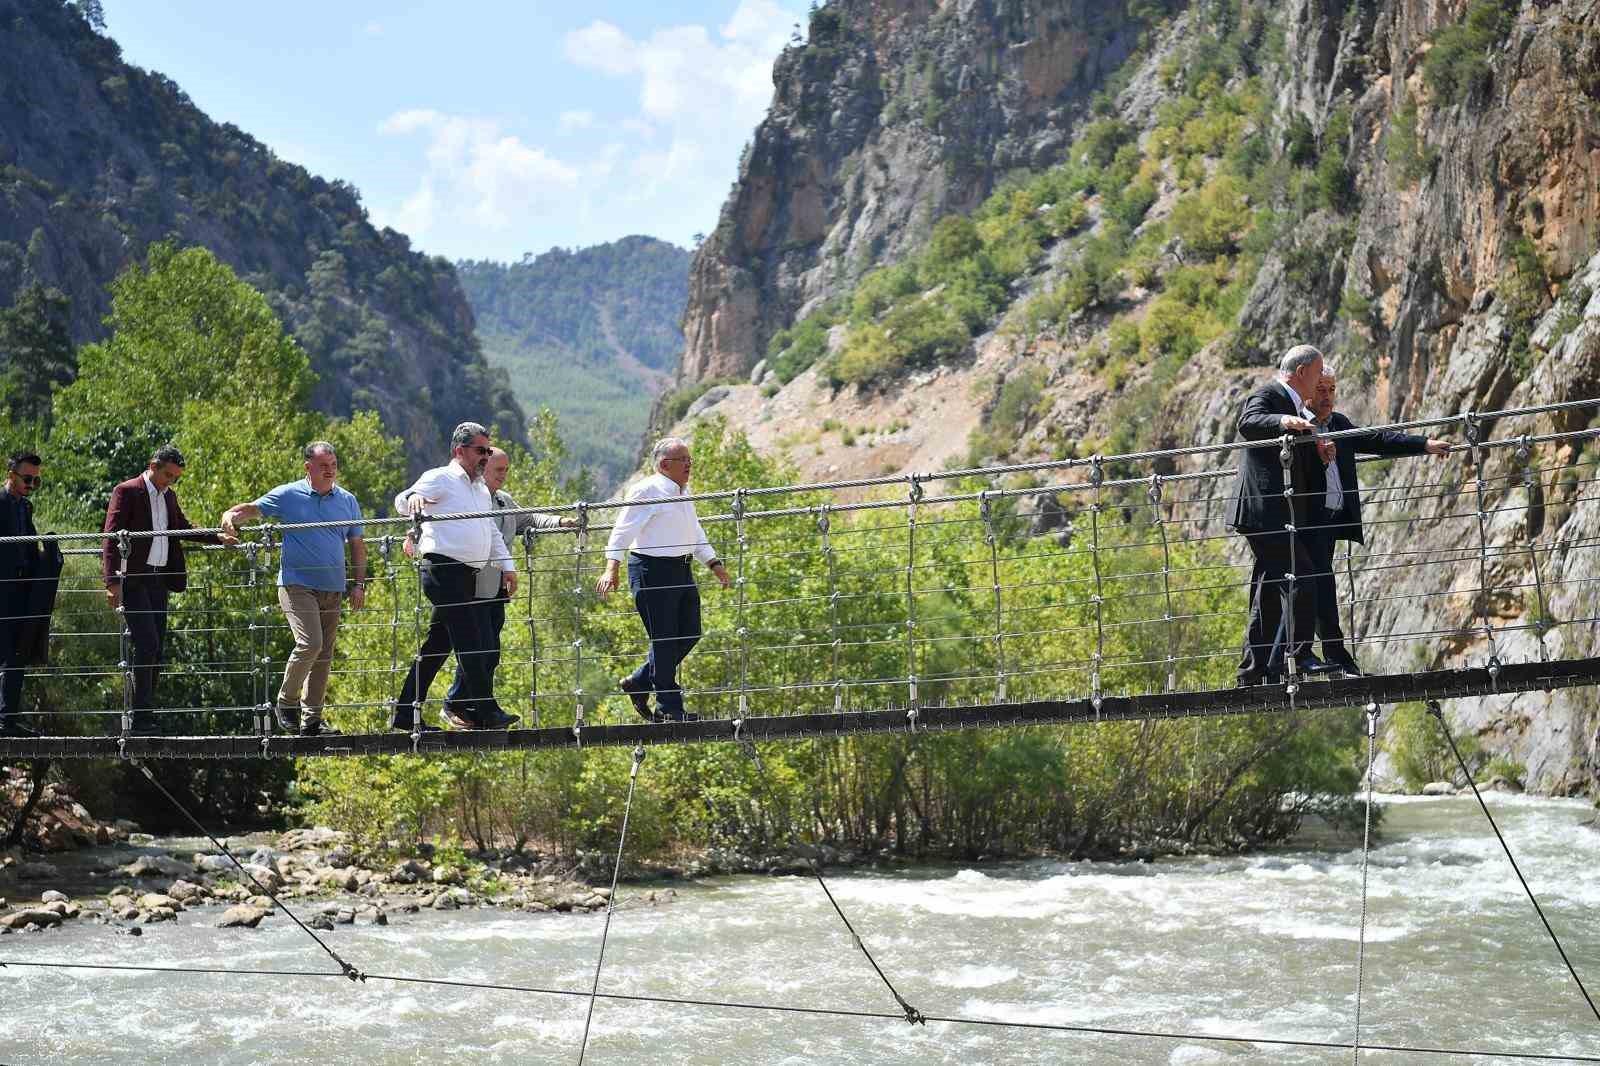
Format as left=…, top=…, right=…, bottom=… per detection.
left=1321, top=410, right=1431, bottom=543
left=101, top=475, right=221, bottom=593
left=0, top=487, right=39, bottom=609
left=1226, top=381, right=1326, bottom=534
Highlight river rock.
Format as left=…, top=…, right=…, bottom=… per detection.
left=141, top=906, right=177, bottom=923
left=523, top=901, right=551, bottom=913
left=114, top=906, right=140, bottom=921
left=324, top=845, right=355, bottom=870
left=40, top=890, right=68, bottom=904
left=0, top=908, right=62, bottom=929
left=1483, top=775, right=1524, bottom=794
left=430, top=865, right=462, bottom=886
left=389, top=859, right=429, bottom=884
left=166, top=880, right=206, bottom=904
left=193, top=854, right=234, bottom=875
left=1421, top=781, right=1456, bottom=796
left=16, top=861, right=60, bottom=881
left=121, top=855, right=189, bottom=879
left=238, top=864, right=282, bottom=893
left=245, top=895, right=275, bottom=910
left=136, top=893, right=181, bottom=912
left=431, top=892, right=459, bottom=911
left=278, top=827, right=347, bottom=852
left=216, top=905, right=269, bottom=929
left=308, top=914, right=335, bottom=931
left=354, top=906, right=387, bottom=926
left=313, top=868, right=358, bottom=893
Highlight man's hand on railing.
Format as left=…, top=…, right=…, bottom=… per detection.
left=1281, top=414, right=1316, bottom=434
left=1425, top=438, right=1454, bottom=458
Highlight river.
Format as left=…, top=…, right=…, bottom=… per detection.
left=1, top=793, right=1597, bottom=1065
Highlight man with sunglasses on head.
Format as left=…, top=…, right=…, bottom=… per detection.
left=0, top=451, right=44, bottom=737
left=390, top=422, right=518, bottom=732
left=102, top=444, right=234, bottom=736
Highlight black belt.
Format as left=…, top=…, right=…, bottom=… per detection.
left=630, top=552, right=691, bottom=563
left=423, top=553, right=480, bottom=572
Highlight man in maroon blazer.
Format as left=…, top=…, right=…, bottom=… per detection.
left=101, top=445, right=233, bottom=735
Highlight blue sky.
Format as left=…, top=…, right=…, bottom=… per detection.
left=103, top=1, right=804, bottom=262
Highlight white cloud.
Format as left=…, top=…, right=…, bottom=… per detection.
left=375, top=110, right=581, bottom=242
left=559, top=109, right=596, bottom=131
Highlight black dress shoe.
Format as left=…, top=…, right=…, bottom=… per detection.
left=299, top=720, right=343, bottom=738
left=1327, top=655, right=1363, bottom=677
left=273, top=705, right=303, bottom=733
left=484, top=710, right=520, bottom=729
left=656, top=709, right=700, bottom=723
left=0, top=720, right=39, bottom=738
left=1299, top=655, right=1340, bottom=676
left=619, top=677, right=653, bottom=722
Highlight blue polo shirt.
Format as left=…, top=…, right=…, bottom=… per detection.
left=254, top=479, right=364, bottom=591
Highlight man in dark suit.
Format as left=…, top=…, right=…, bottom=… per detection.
left=1305, top=370, right=1451, bottom=675
left=1226, top=344, right=1339, bottom=685
left=0, top=451, right=44, bottom=737
left=101, top=445, right=233, bottom=735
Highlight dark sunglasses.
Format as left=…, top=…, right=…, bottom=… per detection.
left=15, top=473, right=41, bottom=487
left=469, top=445, right=492, bottom=455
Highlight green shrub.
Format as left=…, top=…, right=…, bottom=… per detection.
left=850, top=263, right=920, bottom=323
left=1385, top=703, right=1481, bottom=791
left=1170, top=173, right=1250, bottom=259
left=1386, top=92, right=1436, bottom=186
left=767, top=306, right=837, bottom=383
left=1423, top=0, right=1516, bottom=105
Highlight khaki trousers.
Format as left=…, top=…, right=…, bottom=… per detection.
left=276, top=585, right=344, bottom=719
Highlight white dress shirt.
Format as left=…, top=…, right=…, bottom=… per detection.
left=143, top=471, right=170, bottom=567
left=603, top=472, right=717, bottom=564
left=394, top=460, right=515, bottom=573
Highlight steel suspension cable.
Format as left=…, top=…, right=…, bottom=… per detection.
left=131, top=762, right=364, bottom=981
left=1352, top=702, right=1380, bottom=1064
left=576, top=744, right=647, bottom=1066
left=1426, top=701, right=1600, bottom=1024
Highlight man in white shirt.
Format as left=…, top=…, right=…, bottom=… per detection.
left=391, top=422, right=518, bottom=731
left=596, top=437, right=730, bottom=722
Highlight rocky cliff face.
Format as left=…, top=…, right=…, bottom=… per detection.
left=0, top=1, right=525, bottom=467
left=674, top=0, right=1600, bottom=794
left=678, top=0, right=1147, bottom=385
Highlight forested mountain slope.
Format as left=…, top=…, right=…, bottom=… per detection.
left=458, top=237, right=689, bottom=489
left=0, top=0, right=525, bottom=466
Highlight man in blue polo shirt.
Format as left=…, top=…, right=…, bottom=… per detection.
left=222, top=441, right=366, bottom=736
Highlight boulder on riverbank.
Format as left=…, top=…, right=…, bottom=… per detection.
left=216, top=905, right=268, bottom=929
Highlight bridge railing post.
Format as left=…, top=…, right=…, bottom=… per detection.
left=116, top=530, right=133, bottom=740
left=380, top=535, right=400, bottom=729
left=407, top=508, right=426, bottom=735
left=523, top=524, right=540, bottom=727
left=1280, top=435, right=1300, bottom=690
left=1517, top=435, right=1551, bottom=664
left=818, top=506, right=843, bottom=712
left=572, top=502, right=589, bottom=731
left=248, top=538, right=270, bottom=738
left=734, top=488, right=750, bottom=720
left=905, top=474, right=922, bottom=714
left=1149, top=475, right=1177, bottom=693
left=980, top=492, right=1007, bottom=703
left=1464, top=413, right=1503, bottom=680
left=1089, top=456, right=1105, bottom=713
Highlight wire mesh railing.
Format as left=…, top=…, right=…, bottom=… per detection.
left=0, top=396, right=1595, bottom=753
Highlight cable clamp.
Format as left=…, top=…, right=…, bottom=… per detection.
left=1487, top=655, right=1503, bottom=682
left=340, top=961, right=366, bottom=983
left=905, top=706, right=919, bottom=732
left=815, top=506, right=831, bottom=535
left=572, top=721, right=583, bottom=748
left=894, top=993, right=927, bottom=1026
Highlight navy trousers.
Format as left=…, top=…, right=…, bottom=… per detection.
left=625, top=554, right=701, bottom=716
left=1238, top=530, right=1315, bottom=681
left=445, top=595, right=506, bottom=705
left=0, top=604, right=24, bottom=725
left=1304, top=526, right=1349, bottom=661
left=121, top=573, right=170, bottom=711
left=396, top=555, right=500, bottom=723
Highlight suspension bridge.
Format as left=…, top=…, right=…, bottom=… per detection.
left=1, top=395, right=1598, bottom=1063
